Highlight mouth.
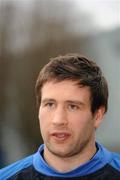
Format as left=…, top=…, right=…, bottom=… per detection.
left=50, top=132, right=71, bottom=142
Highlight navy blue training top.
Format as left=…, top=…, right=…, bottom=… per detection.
left=0, top=142, right=120, bottom=179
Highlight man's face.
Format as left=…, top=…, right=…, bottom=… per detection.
left=39, top=80, right=104, bottom=158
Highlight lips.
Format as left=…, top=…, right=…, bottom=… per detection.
left=50, top=132, right=71, bottom=141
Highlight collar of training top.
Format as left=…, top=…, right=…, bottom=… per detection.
left=33, top=142, right=112, bottom=177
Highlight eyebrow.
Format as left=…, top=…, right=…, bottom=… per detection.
left=66, top=100, right=85, bottom=106
left=41, top=98, right=85, bottom=106
left=41, top=98, right=55, bottom=104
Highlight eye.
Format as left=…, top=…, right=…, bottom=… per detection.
left=68, top=104, right=79, bottom=111
left=44, top=102, right=55, bottom=109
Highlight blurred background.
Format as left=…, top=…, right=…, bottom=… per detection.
left=0, top=0, right=120, bottom=168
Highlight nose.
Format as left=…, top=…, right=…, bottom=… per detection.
left=52, top=106, right=68, bottom=126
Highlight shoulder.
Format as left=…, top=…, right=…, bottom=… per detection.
left=0, top=154, right=33, bottom=180
left=109, top=152, right=120, bottom=172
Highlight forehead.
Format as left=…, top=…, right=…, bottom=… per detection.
left=41, top=80, right=91, bottom=102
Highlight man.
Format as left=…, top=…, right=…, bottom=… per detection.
left=0, top=54, right=120, bottom=179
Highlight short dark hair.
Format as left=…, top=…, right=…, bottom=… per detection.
left=35, top=54, right=108, bottom=114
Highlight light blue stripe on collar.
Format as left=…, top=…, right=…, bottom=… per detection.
left=33, top=143, right=112, bottom=177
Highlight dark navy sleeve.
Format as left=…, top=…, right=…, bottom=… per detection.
left=0, top=155, right=33, bottom=180
left=109, top=152, right=120, bottom=172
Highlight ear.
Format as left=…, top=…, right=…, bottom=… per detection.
left=94, top=106, right=105, bottom=129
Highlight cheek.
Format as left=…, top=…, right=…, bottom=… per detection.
left=70, top=113, right=94, bottom=133
left=39, top=108, right=50, bottom=129
left=39, top=111, right=48, bottom=139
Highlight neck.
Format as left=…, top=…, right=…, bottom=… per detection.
left=43, top=142, right=97, bottom=173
